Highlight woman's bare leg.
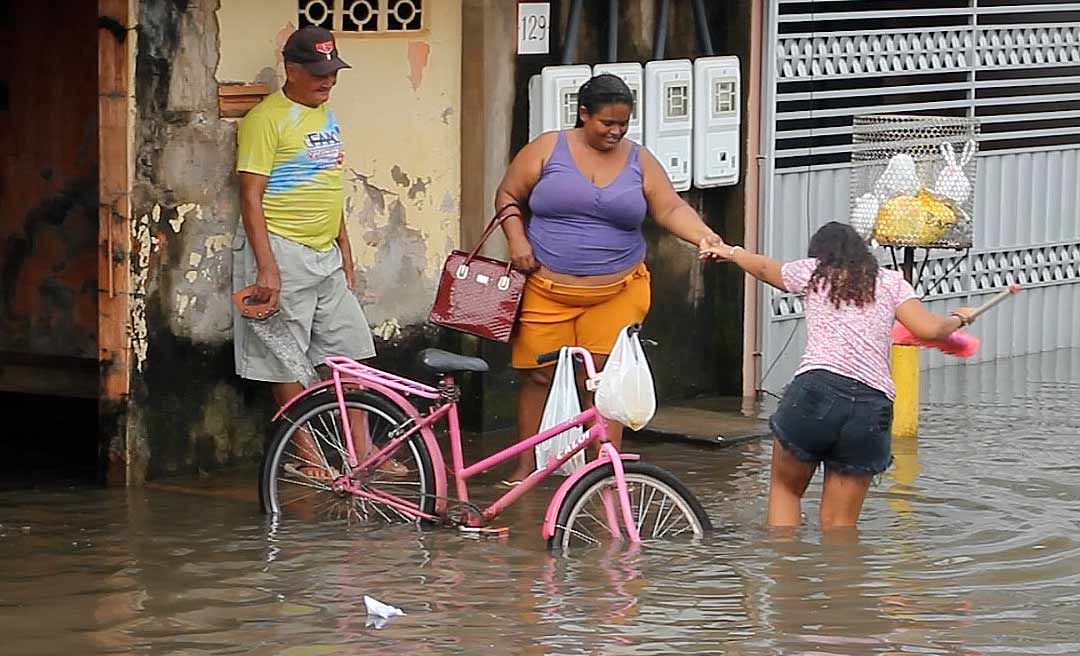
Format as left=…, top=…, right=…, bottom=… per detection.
left=819, top=467, right=874, bottom=529
left=767, top=437, right=818, bottom=527
left=507, top=366, right=554, bottom=482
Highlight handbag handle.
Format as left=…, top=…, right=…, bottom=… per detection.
left=454, top=202, right=523, bottom=282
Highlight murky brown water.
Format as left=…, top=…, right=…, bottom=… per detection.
left=2, top=350, right=1078, bottom=655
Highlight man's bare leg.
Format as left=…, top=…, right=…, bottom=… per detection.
left=271, top=382, right=331, bottom=477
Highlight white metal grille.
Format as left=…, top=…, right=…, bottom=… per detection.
left=298, top=0, right=424, bottom=34
left=771, top=1, right=1080, bottom=169
left=768, top=240, right=1080, bottom=323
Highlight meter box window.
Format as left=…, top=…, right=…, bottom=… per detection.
left=693, top=56, right=741, bottom=188
left=644, top=59, right=693, bottom=192
left=528, top=65, right=593, bottom=141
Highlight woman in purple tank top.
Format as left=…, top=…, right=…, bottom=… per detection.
left=494, top=75, right=724, bottom=485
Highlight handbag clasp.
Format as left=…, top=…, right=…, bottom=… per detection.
left=455, top=264, right=469, bottom=279
left=497, top=275, right=511, bottom=291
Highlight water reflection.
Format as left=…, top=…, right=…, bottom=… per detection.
left=1, top=349, right=1078, bottom=654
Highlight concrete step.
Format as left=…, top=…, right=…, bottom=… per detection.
left=631, top=398, right=772, bottom=448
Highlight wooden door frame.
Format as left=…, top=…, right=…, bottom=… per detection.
left=98, top=0, right=132, bottom=484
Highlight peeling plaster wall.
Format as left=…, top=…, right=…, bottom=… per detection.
left=131, top=0, right=264, bottom=478
left=216, top=0, right=463, bottom=329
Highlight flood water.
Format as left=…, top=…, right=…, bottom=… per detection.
left=2, top=350, right=1078, bottom=655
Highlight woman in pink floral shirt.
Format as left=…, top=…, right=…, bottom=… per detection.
left=703, top=222, right=976, bottom=529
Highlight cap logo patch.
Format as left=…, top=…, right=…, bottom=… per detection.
left=314, top=40, right=335, bottom=60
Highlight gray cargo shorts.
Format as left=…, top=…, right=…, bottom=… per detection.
left=232, top=231, right=376, bottom=383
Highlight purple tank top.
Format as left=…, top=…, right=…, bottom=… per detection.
left=526, top=131, right=648, bottom=275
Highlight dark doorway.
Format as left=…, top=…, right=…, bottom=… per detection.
left=0, top=392, right=100, bottom=489
left=0, top=1, right=101, bottom=486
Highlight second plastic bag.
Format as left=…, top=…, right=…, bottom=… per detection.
left=534, top=347, right=588, bottom=476
left=595, top=327, right=656, bottom=431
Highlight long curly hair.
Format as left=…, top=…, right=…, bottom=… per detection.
left=806, top=222, right=879, bottom=308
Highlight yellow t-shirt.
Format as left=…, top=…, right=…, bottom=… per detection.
left=236, top=91, right=344, bottom=250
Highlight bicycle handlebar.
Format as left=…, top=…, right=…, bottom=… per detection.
left=535, top=349, right=563, bottom=365
left=534, top=324, right=649, bottom=368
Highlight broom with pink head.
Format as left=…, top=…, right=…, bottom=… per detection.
left=892, top=284, right=1021, bottom=357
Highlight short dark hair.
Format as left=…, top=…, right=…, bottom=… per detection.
left=574, top=74, right=634, bottom=127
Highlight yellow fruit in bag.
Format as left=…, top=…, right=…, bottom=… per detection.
left=873, top=188, right=957, bottom=245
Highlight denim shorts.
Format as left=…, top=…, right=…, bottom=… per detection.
left=769, top=369, right=894, bottom=475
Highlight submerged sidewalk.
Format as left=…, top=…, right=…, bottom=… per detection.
left=632, top=397, right=772, bottom=448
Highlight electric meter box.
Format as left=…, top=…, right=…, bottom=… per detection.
left=693, top=56, right=741, bottom=188
left=528, top=65, right=593, bottom=141
left=644, top=59, right=693, bottom=192
left=592, top=62, right=643, bottom=144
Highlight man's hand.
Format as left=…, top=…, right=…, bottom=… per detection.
left=253, top=264, right=282, bottom=311
left=508, top=235, right=539, bottom=274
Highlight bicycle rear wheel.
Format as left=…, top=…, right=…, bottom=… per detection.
left=549, top=461, right=712, bottom=550
left=259, top=389, right=436, bottom=525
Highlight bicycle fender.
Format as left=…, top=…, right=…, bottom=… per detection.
left=541, top=454, right=641, bottom=541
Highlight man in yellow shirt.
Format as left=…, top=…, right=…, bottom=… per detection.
left=233, top=27, right=399, bottom=476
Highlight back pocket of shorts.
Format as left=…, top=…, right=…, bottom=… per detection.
left=782, top=380, right=835, bottom=421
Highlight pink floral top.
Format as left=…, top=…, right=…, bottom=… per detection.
left=781, top=258, right=917, bottom=399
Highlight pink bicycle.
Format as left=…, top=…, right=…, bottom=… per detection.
left=258, top=328, right=712, bottom=550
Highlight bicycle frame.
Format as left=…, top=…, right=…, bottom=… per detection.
left=274, top=347, right=643, bottom=542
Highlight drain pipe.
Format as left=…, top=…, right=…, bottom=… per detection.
left=606, top=0, right=618, bottom=62
left=692, top=0, right=715, bottom=56
left=741, top=0, right=764, bottom=401
left=561, top=0, right=584, bottom=65
left=653, top=0, right=669, bottom=60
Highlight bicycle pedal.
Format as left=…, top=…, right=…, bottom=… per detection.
left=458, top=526, right=510, bottom=539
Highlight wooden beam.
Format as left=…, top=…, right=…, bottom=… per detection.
left=98, top=0, right=132, bottom=483
left=218, top=82, right=271, bottom=118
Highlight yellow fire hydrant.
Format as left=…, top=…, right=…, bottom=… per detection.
left=890, top=344, right=920, bottom=438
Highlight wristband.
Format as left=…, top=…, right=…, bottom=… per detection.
left=728, top=245, right=743, bottom=258
left=950, top=311, right=969, bottom=327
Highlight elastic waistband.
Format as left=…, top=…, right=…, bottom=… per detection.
left=529, top=261, right=649, bottom=294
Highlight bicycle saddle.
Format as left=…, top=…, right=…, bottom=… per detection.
left=417, top=348, right=489, bottom=374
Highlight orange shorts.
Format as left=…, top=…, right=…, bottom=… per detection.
left=511, top=262, right=651, bottom=369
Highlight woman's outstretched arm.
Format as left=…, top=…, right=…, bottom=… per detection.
left=700, top=236, right=786, bottom=291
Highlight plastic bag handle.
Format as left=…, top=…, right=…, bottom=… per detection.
left=940, top=141, right=957, bottom=165
left=958, top=139, right=977, bottom=166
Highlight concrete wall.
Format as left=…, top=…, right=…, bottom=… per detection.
left=124, top=0, right=463, bottom=480
left=216, top=0, right=462, bottom=334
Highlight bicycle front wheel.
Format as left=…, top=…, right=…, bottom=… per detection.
left=549, top=461, right=712, bottom=551
left=259, top=389, right=436, bottom=525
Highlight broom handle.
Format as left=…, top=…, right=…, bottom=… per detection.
left=968, top=284, right=1021, bottom=321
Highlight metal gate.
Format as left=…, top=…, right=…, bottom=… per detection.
left=758, top=0, right=1080, bottom=394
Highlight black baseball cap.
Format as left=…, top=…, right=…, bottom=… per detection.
left=282, top=26, right=351, bottom=75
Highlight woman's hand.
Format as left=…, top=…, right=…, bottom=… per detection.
left=508, top=235, right=539, bottom=274
left=951, top=306, right=977, bottom=326
left=699, top=234, right=734, bottom=260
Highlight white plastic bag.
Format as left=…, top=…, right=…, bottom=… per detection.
left=873, top=152, right=920, bottom=199
left=595, top=327, right=656, bottom=431
left=850, top=192, right=880, bottom=239
left=534, top=347, right=587, bottom=476
left=933, top=140, right=975, bottom=203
